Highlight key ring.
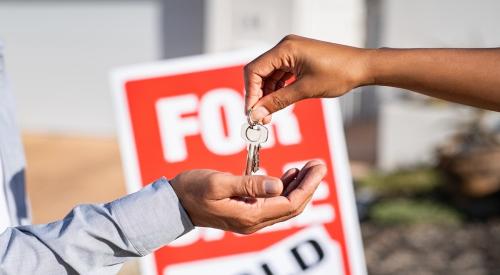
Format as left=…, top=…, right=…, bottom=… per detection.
left=247, top=108, right=258, bottom=127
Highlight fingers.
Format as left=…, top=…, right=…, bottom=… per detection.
left=244, top=39, right=296, bottom=112
left=250, top=80, right=305, bottom=123
left=215, top=174, right=284, bottom=199
left=282, top=160, right=320, bottom=196
left=262, top=115, right=273, bottom=125
left=287, top=160, right=327, bottom=207
left=281, top=168, right=299, bottom=184
left=245, top=161, right=327, bottom=233
left=280, top=168, right=299, bottom=194
left=244, top=49, right=281, bottom=112
left=263, top=71, right=294, bottom=96
left=254, top=72, right=295, bottom=125
left=178, top=161, right=325, bottom=234
left=263, top=70, right=286, bottom=94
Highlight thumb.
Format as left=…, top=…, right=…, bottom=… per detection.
left=226, top=175, right=283, bottom=198
left=250, top=81, right=304, bottom=122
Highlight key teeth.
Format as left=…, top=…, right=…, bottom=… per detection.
left=242, top=121, right=267, bottom=175
left=252, top=145, right=260, bottom=173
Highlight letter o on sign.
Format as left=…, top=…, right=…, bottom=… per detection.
left=199, top=88, right=245, bottom=155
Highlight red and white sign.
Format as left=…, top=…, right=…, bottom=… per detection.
left=111, top=50, right=366, bottom=275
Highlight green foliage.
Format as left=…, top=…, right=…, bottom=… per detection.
left=357, top=168, right=444, bottom=197
left=370, top=199, right=463, bottom=226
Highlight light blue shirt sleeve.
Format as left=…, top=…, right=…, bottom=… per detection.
left=0, top=177, right=194, bottom=275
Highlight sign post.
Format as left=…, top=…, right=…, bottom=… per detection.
left=111, top=50, right=366, bottom=275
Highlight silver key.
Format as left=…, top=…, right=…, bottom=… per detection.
left=241, top=122, right=268, bottom=175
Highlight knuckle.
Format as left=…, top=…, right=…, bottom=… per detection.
left=282, top=34, right=298, bottom=42
left=279, top=35, right=298, bottom=52
left=243, top=177, right=257, bottom=197
left=293, top=202, right=308, bottom=217
left=270, top=94, right=289, bottom=110
left=293, top=207, right=304, bottom=217
left=285, top=205, right=295, bottom=217
left=239, top=216, right=257, bottom=229
left=205, top=174, right=220, bottom=195
left=251, top=209, right=264, bottom=224
left=243, top=63, right=255, bottom=75
left=247, top=228, right=258, bottom=235
left=234, top=228, right=246, bottom=235
left=289, top=209, right=300, bottom=218
left=207, top=173, right=219, bottom=184
left=289, top=204, right=302, bottom=217
left=237, top=227, right=255, bottom=235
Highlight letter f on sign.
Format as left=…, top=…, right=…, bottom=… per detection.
left=156, top=94, right=199, bottom=163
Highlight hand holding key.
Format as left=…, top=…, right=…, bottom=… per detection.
left=169, top=106, right=327, bottom=234
left=170, top=160, right=327, bottom=234
left=243, top=34, right=372, bottom=123
left=244, top=34, right=500, bottom=120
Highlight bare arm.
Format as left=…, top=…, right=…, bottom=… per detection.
left=244, top=35, right=500, bottom=123
left=369, top=48, right=500, bottom=111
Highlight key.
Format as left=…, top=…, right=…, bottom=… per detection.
left=246, top=143, right=257, bottom=175
left=241, top=122, right=268, bottom=175
left=253, top=145, right=260, bottom=173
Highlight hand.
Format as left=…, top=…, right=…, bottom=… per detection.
left=170, top=160, right=327, bottom=234
left=244, top=34, right=373, bottom=123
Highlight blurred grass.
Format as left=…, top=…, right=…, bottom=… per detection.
left=370, top=199, right=463, bottom=225
left=357, top=167, right=465, bottom=225
left=357, top=168, right=444, bottom=197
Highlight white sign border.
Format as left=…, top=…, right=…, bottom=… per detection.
left=110, top=49, right=366, bottom=275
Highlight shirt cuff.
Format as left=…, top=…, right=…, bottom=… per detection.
left=108, top=177, right=194, bottom=256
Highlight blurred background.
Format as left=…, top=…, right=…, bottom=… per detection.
left=1, top=0, right=500, bottom=274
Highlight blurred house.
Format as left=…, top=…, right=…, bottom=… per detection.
left=0, top=0, right=365, bottom=136
left=0, top=0, right=499, bottom=170
left=0, top=0, right=162, bottom=135
left=373, top=0, right=500, bottom=170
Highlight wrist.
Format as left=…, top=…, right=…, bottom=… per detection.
left=169, top=176, right=183, bottom=203
left=167, top=176, right=196, bottom=225
left=365, top=47, right=406, bottom=87
left=359, top=48, right=380, bottom=87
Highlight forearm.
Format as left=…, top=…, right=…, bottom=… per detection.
left=366, top=48, right=500, bottom=111
left=0, top=178, right=193, bottom=274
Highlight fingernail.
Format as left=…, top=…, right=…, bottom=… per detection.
left=264, top=180, right=280, bottom=195
left=252, top=106, right=270, bottom=122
